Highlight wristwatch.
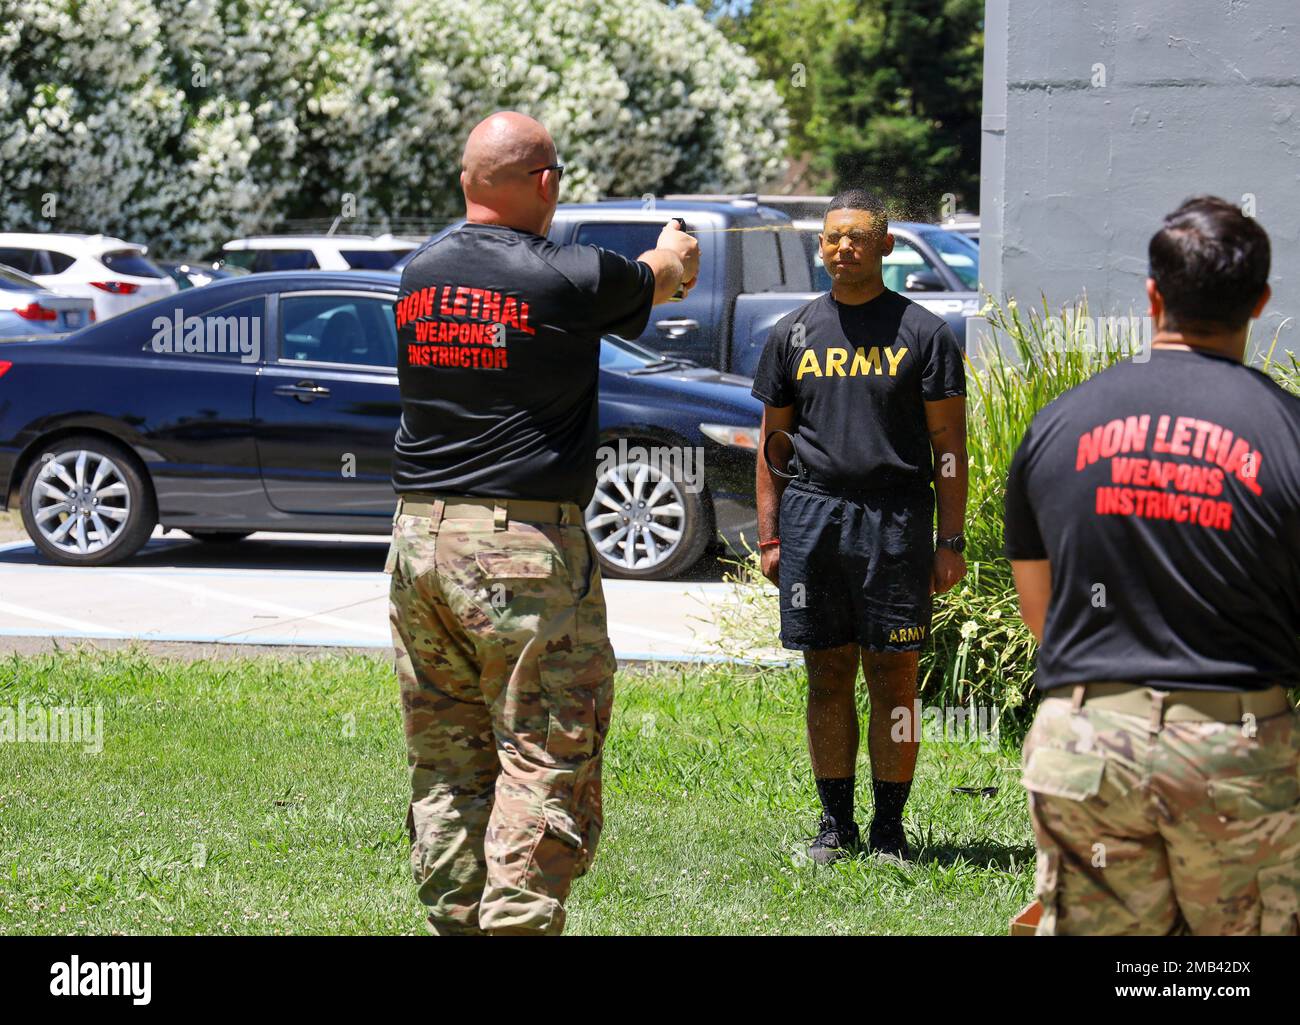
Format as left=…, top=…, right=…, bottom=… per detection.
left=936, top=532, right=966, bottom=554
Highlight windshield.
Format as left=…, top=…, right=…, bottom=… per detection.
left=920, top=229, right=979, bottom=290
left=600, top=334, right=669, bottom=370
left=342, top=249, right=412, bottom=270
left=101, top=249, right=167, bottom=279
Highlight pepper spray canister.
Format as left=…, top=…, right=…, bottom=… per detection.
left=667, top=217, right=689, bottom=301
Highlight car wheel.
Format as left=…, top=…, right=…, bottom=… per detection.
left=20, top=435, right=157, bottom=566
left=585, top=440, right=712, bottom=580
left=186, top=531, right=252, bottom=543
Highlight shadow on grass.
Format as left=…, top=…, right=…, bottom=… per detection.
left=912, top=840, right=1036, bottom=871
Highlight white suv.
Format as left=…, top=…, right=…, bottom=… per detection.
left=220, top=234, right=419, bottom=273
left=0, top=233, right=178, bottom=320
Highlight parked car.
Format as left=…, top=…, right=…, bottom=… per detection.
left=158, top=260, right=248, bottom=290
left=0, top=233, right=177, bottom=321
left=0, top=263, right=95, bottom=339
left=796, top=219, right=982, bottom=338
left=218, top=234, right=419, bottom=273
left=0, top=271, right=760, bottom=580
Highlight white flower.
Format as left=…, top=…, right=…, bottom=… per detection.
left=2, top=0, right=787, bottom=253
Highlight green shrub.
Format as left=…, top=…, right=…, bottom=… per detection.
left=925, top=298, right=1142, bottom=736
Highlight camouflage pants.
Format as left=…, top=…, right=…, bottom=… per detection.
left=1023, top=683, right=1300, bottom=935
left=386, top=495, right=616, bottom=936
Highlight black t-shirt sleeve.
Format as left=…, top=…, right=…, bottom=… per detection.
left=751, top=319, right=793, bottom=407
left=1004, top=424, right=1048, bottom=560
left=579, top=246, right=656, bottom=341
left=921, top=322, right=966, bottom=402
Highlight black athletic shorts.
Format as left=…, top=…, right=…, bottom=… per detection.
left=777, top=480, right=935, bottom=652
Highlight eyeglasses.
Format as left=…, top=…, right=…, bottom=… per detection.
left=821, top=230, right=876, bottom=249
left=527, top=164, right=565, bottom=182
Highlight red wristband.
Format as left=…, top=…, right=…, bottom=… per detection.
left=758, top=538, right=780, bottom=550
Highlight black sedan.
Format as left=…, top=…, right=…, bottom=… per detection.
left=0, top=271, right=761, bottom=580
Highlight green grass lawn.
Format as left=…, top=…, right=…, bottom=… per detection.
left=0, top=648, right=1034, bottom=935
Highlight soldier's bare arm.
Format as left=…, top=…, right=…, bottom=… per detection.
left=756, top=402, right=795, bottom=584
left=925, top=395, right=968, bottom=594
left=1011, top=559, right=1051, bottom=642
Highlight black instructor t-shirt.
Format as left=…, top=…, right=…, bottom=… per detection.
left=1004, top=347, right=1300, bottom=692
left=392, top=223, right=654, bottom=505
left=750, top=289, right=966, bottom=491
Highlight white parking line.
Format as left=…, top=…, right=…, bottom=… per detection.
left=0, top=599, right=124, bottom=636
left=611, top=621, right=706, bottom=644
left=142, top=576, right=391, bottom=638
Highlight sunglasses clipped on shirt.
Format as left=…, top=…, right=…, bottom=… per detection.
left=528, top=164, right=565, bottom=182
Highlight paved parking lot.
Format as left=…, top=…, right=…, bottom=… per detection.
left=0, top=528, right=778, bottom=662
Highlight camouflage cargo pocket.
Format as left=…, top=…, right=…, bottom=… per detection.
left=444, top=529, right=566, bottom=629
left=475, top=549, right=553, bottom=578
left=1023, top=747, right=1106, bottom=801
left=1258, top=861, right=1300, bottom=935
left=1207, top=767, right=1300, bottom=821
left=537, top=645, right=614, bottom=764
left=542, top=800, right=585, bottom=850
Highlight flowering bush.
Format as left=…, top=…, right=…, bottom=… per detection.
left=0, top=0, right=788, bottom=254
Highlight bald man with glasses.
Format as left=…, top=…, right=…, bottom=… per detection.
left=386, top=111, right=698, bottom=935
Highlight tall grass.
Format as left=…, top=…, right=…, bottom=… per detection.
left=926, top=298, right=1142, bottom=733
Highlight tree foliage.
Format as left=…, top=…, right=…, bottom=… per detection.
left=721, top=0, right=983, bottom=215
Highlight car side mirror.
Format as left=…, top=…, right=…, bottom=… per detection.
left=904, top=269, right=945, bottom=292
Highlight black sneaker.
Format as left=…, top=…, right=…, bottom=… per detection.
left=806, top=815, right=860, bottom=865
left=867, top=817, right=911, bottom=861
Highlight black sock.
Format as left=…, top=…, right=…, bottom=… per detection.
left=871, top=778, right=912, bottom=826
left=815, top=776, right=855, bottom=825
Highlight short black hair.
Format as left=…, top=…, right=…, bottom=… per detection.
left=825, top=188, right=887, bottom=233
left=1148, top=195, right=1270, bottom=331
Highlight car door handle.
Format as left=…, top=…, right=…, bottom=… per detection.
left=275, top=381, right=331, bottom=403
left=655, top=318, right=699, bottom=337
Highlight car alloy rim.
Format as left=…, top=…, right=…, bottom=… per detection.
left=31, top=449, right=132, bottom=555
left=585, top=458, right=686, bottom=570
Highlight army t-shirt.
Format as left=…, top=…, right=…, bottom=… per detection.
left=750, top=289, right=966, bottom=491
left=392, top=223, right=655, bottom=505
left=1004, top=346, right=1300, bottom=692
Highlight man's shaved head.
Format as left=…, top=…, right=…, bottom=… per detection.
left=459, top=111, right=561, bottom=235
left=461, top=111, right=556, bottom=189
